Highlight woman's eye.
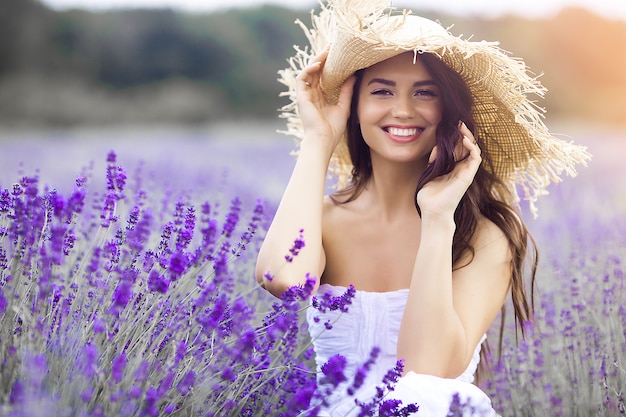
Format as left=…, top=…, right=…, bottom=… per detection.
left=371, top=88, right=392, bottom=96
left=415, top=89, right=437, bottom=97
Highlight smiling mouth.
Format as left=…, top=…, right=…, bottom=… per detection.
left=384, top=127, right=424, bottom=137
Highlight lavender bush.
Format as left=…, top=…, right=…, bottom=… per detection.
left=0, top=149, right=414, bottom=417
left=482, top=159, right=626, bottom=416
left=0, top=127, right=624, bottom=416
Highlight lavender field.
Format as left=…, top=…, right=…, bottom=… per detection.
left=0, top=122, right=624, bottom=416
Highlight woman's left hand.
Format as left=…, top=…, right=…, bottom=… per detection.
left=416, top=122, right=482, bottom=221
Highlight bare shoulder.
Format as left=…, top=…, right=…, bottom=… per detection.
left=321, top=193, right=357, bottom=243
left=322, top=193, right=340, bottom=211
left=322, top=194, right=344, bottom=223
left=470, top=215, right=511, bottom=263
left=322, top=192, right=358, bottom=224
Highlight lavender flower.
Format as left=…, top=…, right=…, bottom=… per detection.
left=285, top=228, right=305, bottom=263
left=348, top=347, right=380, bottom=395
left=312, top=283, right=356, bottom=313
left=0, top=292, right=6, bottom=315
left=320, top=354, right=348, bottom=387
left=147, top=270, right=170, bottom=293
left=111, top=352, right=127, bottom=383
left=80, top=343, right=99, bottom=379
left=222, top=197, right=241, bottom=238
left=176, top=370, right=195, bottom=396
left=126, top=206, right=153, bottom=253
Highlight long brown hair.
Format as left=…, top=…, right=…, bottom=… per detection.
left=333, top=52, right=537, bottom=353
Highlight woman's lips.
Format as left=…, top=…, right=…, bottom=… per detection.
left=384, top=126, right=424, bottom=142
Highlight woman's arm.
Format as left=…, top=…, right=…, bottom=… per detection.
left=255, top=139, right=332, bottom=297
left=398, top=215, right=511, bottom=378
left=397, top=126, right=511, bottom=378
left=255, top=48, right=355, bottom=298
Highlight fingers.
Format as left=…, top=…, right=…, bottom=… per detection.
left=297, top=46, right=330, bottom=90
left=456, top=121, right=481, bottom=161
left=462, top=135, right=481, bottom=160
left=458, top=121, right=478, bottom=146
left=297, top=61, right=322, bottom=90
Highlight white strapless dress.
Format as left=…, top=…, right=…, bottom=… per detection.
left=303, top=284, right=498, bottom=417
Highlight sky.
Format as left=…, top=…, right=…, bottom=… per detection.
left=41, top=0, right=626, bottom=21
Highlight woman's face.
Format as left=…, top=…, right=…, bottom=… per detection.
left=356, top=52, right=442, bottom=167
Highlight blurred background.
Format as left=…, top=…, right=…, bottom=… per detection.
left=1, top=0, right=625, bottom=129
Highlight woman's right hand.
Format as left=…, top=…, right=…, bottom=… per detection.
left=296, top=46, right=356, bottom=151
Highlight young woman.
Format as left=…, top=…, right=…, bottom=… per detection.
left=256, top=1, right=590, bottom=415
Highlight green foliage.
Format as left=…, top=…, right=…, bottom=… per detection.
left=1, top=1, right=310, bottom=120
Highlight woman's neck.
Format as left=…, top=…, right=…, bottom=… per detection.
left=363, top=157, right=427, bottom=223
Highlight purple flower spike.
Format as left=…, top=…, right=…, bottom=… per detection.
left=158, top=371, right=176, bottom=395
left=63, top=230, right=75, bottom=255
left=177, top=370, right=195, bottom=396
left=134, top=361, right=150, bottom=383
left=142, top=386, right=159, bottom=417
left=168, top=249, right=189, bottom=280
left=222, top=197, right=241, bottom=238
left=111, top=352, right=127, bottom=383
left=148, top=270, right=170, bottom=293
left=285, top=228, right=305, bottom=263
left=382, top=360, right=405, bottom=389
left=312, top=284, right=356, bottom=314
left=101, top=152, right=127, bottom=227
left=348, top=347, right=380, bottom=395
left=80, top=386, right=94, bottom=402
left=321, top=354, right=348, bottom=387
left=87, top=246, right=101, bottom=274
left=379, top=399, right=419, bottom=417
left=220, top=366, right=237, bottom=382
left=109, top=280, right=133, bottom=315
left=0, top=188, right=11, bottom=213
left=127, top=207, right=153, bottom=253
left=128, top=385, right=143, bottom=399
left=174, top=340, right=188, bottom=364
left=9, top=380, right=24, bottom=404
left=80, top=343, right=99, bottom=379
left=0, top=292, right=7, bottom=315
left=93, top=316, right=106, bottom=334
left=233, top=199, right=265, bottom=256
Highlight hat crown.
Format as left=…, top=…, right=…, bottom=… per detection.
left=374, top=15, right=448, bottom=44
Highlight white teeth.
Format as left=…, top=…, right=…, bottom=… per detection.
left=387, top=127, right=419, bottom=137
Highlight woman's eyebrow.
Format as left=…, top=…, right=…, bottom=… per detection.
left=367, top=78, right=395, bottom=86
left=367, top=78, right=437, bottom=87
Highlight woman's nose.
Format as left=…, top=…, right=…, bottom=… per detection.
left=391, top=96, right=415, bottom=118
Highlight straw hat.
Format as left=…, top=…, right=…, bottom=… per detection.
left=278, top=0, right=591, bottom=215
